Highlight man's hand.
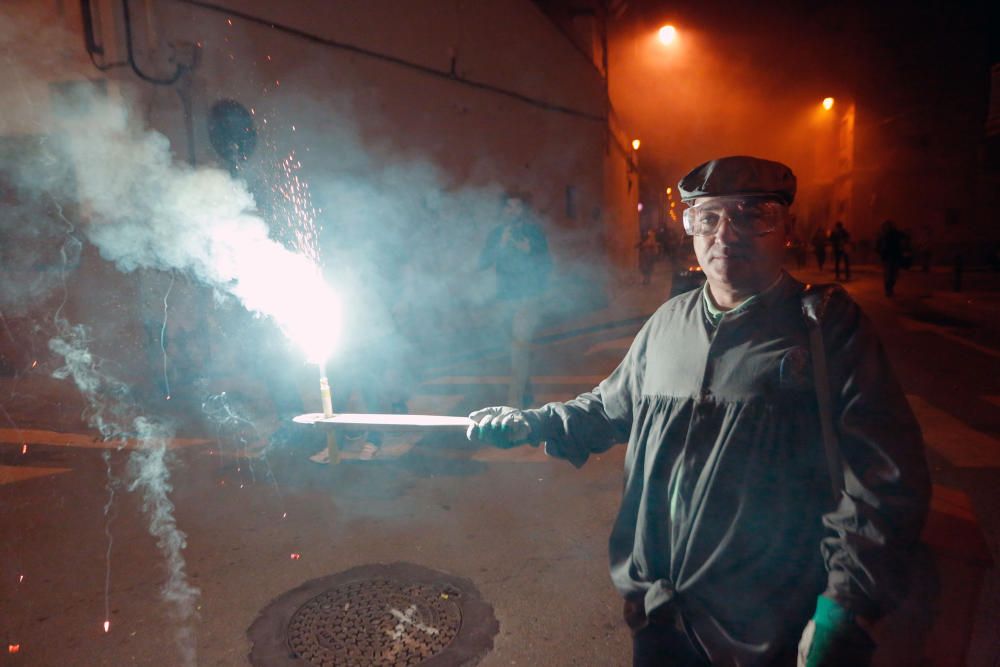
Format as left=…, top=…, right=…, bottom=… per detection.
left=797, top=596, right=875, bottom=667
left=467, top=406, right=532, bottom=448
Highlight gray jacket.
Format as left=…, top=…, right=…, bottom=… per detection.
left=522, top=272, right=930, bottom=665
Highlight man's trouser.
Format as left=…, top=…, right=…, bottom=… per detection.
left=507, top=300, right=541, bottom=408
left=834, top=251, right=850, bottom=280
left=883, top=260, right=900, bottom=295
left=625, top=597, right=799, bottom=666
left=626, top=596, right=708, bottom=667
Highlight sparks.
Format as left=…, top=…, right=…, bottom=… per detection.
left=31, top=360, right=37, bottom=368
left=17, top=574, right=24, bottom=583
left=272, top=151, right=321, bottom=263
left=290, top=553, right=301, bottom=560
left=8, top=644, right=20, bottom=654
left=282, top=512, right=287, bottom=519
left=226, top=18, right=232, bottom=25
left=103, top=620, right=110, bottom=633
left=21, top=444, right=27, bottom=454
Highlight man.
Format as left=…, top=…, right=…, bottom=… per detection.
left=468, top=156, right=929, bottom=666
left=828, top=222, right=851, bottom=282
left=875, top=219, right=905, bottom=297
left=478, top=191, right=551, bottom=407
left=810, top=227, right=827, bottom=271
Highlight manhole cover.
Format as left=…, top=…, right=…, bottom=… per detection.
left=248, top=563, right=498, bottom=667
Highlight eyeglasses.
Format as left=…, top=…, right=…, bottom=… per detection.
left=682, top=197, right=786, bottom=237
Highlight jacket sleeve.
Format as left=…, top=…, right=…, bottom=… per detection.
left=820, top=290, right=931, bottom=620
left=520, top=317, right=649, bottom=467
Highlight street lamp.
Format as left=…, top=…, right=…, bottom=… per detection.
left=658, top=25, right=678, bottom=45
left=822, top=97, right=835, bottom=111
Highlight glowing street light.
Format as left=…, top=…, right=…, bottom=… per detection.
left=632, top=139, right=641, bottom=150
left=658, top=25, right=678, bottom=45
left=822, top=97, right=835, bottom=111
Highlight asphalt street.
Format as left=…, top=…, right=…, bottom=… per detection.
left=1, top=261, right=998, bottom=666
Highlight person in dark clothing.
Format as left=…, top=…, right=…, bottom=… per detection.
left=638, top=228, right=660, bottom=285
left=810, top=227, right=827, bottom=270
left=467, top=156, right=929, bottom=666
left=828, top=222, right=850, bottom=281
left=478, top=191, right=551, bottom=407
left=875, top=219, right=905, bottom=297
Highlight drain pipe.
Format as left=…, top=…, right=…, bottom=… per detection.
left=120, top=0, right=186, bottom=85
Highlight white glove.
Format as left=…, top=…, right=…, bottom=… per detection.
left=467, top=406, right=532, bottom=448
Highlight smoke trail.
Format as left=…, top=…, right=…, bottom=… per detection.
left=127, top=416, right=198, bottom=666
left=50, top=321, right=200, bottom=666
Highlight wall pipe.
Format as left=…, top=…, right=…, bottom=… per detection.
left=171, top=0, right=608, bottom=124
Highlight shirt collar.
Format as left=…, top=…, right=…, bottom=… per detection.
left=702, top=271, right=787, bottom=325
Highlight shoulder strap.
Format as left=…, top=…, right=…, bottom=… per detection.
left=801, top=285, right=844, bottom=503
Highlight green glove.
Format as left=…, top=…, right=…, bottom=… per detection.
left=798, top=596, right=875, bottom=667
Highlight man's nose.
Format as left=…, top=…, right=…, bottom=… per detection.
left=714, top=213, right=741, bottom=244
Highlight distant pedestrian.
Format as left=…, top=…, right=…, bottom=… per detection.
left=811, top=227, right=827, bottom=270
left=638, top=228, right=659, bottom=286
left=915, top=224, right=933, bottom=272
left=654, top=223, right=671, bottom=260
left=829, top=221, right=851, bottom=281
left=788, top=228, right=807, bottom=269
left=478, top=190, right=551, bottom=407
left=875, top=219, right=905, bottom=296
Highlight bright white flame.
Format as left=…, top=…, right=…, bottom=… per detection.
left=205, top=222, right=342, bottom=364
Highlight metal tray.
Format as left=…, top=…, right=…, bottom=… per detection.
left=293, top=412, right=474, bottom=432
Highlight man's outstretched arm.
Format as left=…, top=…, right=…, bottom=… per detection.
left=468, top=318, right=650, bottom=466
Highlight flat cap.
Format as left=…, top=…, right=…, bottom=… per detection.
left=678, top=155, right=796, bottom=205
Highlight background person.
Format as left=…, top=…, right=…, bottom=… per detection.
left=468, top=156, right=929, bottom=666
left=638, top=228, right=660, bottom=286
left=875, top=219, right=905, bottom=297
left=478, top=190, right=551, bottom=408
left=810, top=226, right=827, bottom=271
left=829, top=221, right=851, bottom=281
